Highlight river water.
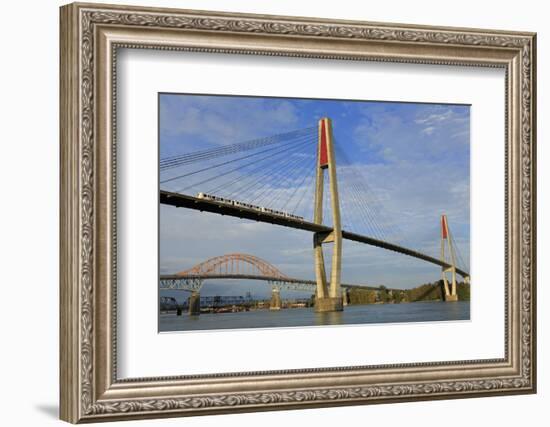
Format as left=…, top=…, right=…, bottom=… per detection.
left=159, top=301, right=470, bottom=332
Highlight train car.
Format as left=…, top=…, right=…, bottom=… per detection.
left=196, top=192, right=304, bottom=221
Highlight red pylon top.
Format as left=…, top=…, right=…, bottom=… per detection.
left=319, top=118, right=329, bottom=169
left=441, top=214, right=449, bottom=239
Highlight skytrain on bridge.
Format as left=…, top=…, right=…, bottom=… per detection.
left=196, top=192, right=304, bottom=221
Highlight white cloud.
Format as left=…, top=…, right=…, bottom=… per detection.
left=421, top=126, right=436, bottom=135
left=414, top=109, right=454, bottom=124
left=160, top=95, right=300, bottom=147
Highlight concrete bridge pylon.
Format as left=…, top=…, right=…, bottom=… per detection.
left=313, top=118, right=344, bottom=312
left=440, top=214, right=459, bottom=302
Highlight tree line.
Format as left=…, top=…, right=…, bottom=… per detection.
left=346, top=280, right=470, bottom=305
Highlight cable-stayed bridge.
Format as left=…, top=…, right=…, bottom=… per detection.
left=160, top=118, right=469, bottom=314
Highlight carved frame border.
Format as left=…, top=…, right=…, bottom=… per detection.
left=60, top=2, right=536, bottom=423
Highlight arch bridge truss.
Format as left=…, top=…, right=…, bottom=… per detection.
left=159, top=253, right=378, bottom=293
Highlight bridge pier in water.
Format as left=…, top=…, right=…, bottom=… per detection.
left=270, top=287, right=282, bottom=310
left=188, top=291, right=201, bottom=315
left=315, top=296, right=343, bottom=312
left=444, top=292, right=458, bottom=302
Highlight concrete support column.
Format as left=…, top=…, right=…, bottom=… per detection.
left=444, top=293, right=459, bottom=302
left=442, top=269, right=459, bottom=301
left=313, top=118, right=343, bottom=312
left=270, top=287, right=282, bottom=310
left=313, top=234, right=328, bottom=299
left=315, top=297, right=343, bottom=312
left=451, top=273, right=457, bottom=297
left=188, top=291, right=201, bottom=315
left=442, top=275, right=451, bottom=298
left=441, top=214, right=459, bottom=302
left=326, top=121, right=342, bottom=300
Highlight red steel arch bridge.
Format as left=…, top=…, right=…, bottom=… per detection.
left=160, top=253, right=392, bottom=293
left=159, top=253, right=403, bottom=313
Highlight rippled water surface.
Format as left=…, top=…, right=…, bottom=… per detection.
left=159, top=301, right=470, bottom=332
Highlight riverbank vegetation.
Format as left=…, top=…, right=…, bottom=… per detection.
left=347, top=280, right=470, bottom=305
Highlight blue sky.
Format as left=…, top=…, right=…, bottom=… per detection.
left=159, top=93, right=470, bottom=299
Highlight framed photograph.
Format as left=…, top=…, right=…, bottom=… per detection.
left=60, top=2, right=536, bottom=423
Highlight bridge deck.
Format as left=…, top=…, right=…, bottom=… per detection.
left=159, top=273, right=402, bottom=292
left=161, top=190, right=331, bottom=233
left=160, top=190, right=469, bottom=278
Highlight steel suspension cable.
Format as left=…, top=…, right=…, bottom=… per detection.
left=161, top=126, right=314, bottom=166
left=279, top=156, right=318, bottom=211
left=206, top=139, right=315, bottom=197
left=222, top=142, right=317, bottom=202
left=160, top=126, right=317, bottom=169
left=334, top=144, right=389, bottom=239
left=290, top=163, right=317, bottom=218
left=247, top=150, right=317, bottom=207
left=450, top=229, right=469, bottom=271
left=174, top=137, right=315, bottom=193
left=337, top=168, right=387, bottom=240
left=344, top=177, right=388, bottom=240
left=335, top=143, right=400, bottom=241
left=348, top=166, right=403, bottom=239
left=254, top=155, right=318, bottom=210
left=161, top=133, right=316, bottom=185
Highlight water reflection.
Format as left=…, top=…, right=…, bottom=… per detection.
left=160, top=301, right=470, bottom=332
left=314, top=311, right=344, bottom=326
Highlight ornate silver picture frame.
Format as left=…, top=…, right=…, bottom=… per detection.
left=60, top=2, right=536, bottom=423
